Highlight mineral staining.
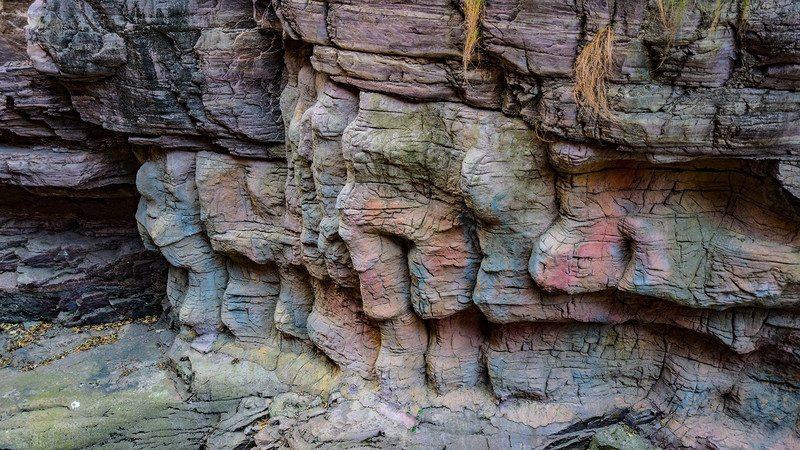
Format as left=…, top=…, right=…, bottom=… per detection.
left=2, top=0, right=800, bottom=448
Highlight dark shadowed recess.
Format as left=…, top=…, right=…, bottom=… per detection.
left=0, top=184, right=167, bottom=324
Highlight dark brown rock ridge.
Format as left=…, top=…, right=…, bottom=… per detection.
left=1, top=0, right=800, bottom=448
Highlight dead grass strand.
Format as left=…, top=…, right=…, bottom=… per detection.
left=573, top=25, right=617, bottom=121
left=462, top=0, right=486, bottom=77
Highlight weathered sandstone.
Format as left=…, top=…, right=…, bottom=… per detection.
left=2, top=0, right=800, bottom=448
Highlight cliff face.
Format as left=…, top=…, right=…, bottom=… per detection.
left=0, top=0, right=167, bottom=324
left=2, top=0, right=800, bottom=448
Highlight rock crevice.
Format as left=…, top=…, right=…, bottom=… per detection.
left=1, top=0, right=799, bottom=448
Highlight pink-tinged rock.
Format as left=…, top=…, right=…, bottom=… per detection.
left=274, top=265, right=314, bottom=340
left=487, top=323, right=666, bottom=409
left=532, top=142, right=800, bottom=309
left=327, top=0, right=462, bottom=59
left=338, top=92, right=483, bottom=320
left=282, top=61, right=325, bottom=279
left=308, top=79, right=366, bottom=288
left=375, top=310, right=428, bottom=402
left=306, top=279, right=380, bottom=380
left=310, top=46, right=503, bottom=109
left=281, top=63, right=362, bottom=290
left=194, top=151, right=317, bottom=341
left=195, top=151, right=293, bottom=266
left=741, top=0, right=800, bottom=90
left=271, top=0, right=330, bottom=43
left=222, top=260, right=281, bottom=345
left=460, top=115, right=557, bottom=323
left=482, top=0, right=584, bottom=77
left=426, top=308, right=487, bottom=394
left=26, top=0, right=126, bottom=79
left=25, top=0, right=286, bottom=149
left=194, top=28, right=284, bottom=148
left=0, top=186, right=166, bottom=324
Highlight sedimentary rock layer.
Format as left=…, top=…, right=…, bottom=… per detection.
left=2, top=0, right=800, bottom=448
left=0, top=185, right=166, bottom=323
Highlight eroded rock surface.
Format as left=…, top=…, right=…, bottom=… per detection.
left=0, top=185, right=166, bottom=323
left=2, top=0, right=800, bottom=448
left=0, top=0, right=167, bottom=325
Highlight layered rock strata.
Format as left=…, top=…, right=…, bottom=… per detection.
left=1, top=0, right=166, bottom=324
left=2, top=0, right=800, bottom=448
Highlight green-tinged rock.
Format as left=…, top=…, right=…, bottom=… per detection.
left=589, top=423, right=659, bottom=450
left=0, top=324, right=223, bottom=449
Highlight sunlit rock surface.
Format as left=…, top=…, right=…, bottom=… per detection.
left=2, top=0, right=800, bottom=448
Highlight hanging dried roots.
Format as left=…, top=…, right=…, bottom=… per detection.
left=462, top=0, right=485, bottom=76
left=573, top=25, right=617, bottom=121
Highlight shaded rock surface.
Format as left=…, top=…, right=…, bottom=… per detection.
left=0, top=0, right=167, bottom=324
left=1, top=0, right=800, bottom=449
left=0, top=186, right=167, bottom=323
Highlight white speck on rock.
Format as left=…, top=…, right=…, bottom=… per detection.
left=70, top=401, right=80, bottom=409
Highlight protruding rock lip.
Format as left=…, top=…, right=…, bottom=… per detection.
left=0, top=143, right=136, bottom=189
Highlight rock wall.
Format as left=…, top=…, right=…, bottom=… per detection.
left=0, top=0, right=166, bottom=324
left=3, top=0, right=800, bottom=448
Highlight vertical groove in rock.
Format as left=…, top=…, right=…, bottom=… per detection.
left=2, top=0, right=800, bottom=448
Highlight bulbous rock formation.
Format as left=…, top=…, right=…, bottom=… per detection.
left=2, top=0, right=800, bottom=448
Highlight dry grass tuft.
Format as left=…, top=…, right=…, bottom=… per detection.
left=655, top=0, right=695, bottom=67
left=656, top=0, right=695, bottom=38
left=531, top=120, right=554, bottom=142
left=462, top=0, right=486, bottom=76
left=710, top=0, right=725, bottom=30
left=657, top=0, right=735, bottom=54
left=573, top=25, right=617, bottom=121
left=738, top=0, right=750, bottom=41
